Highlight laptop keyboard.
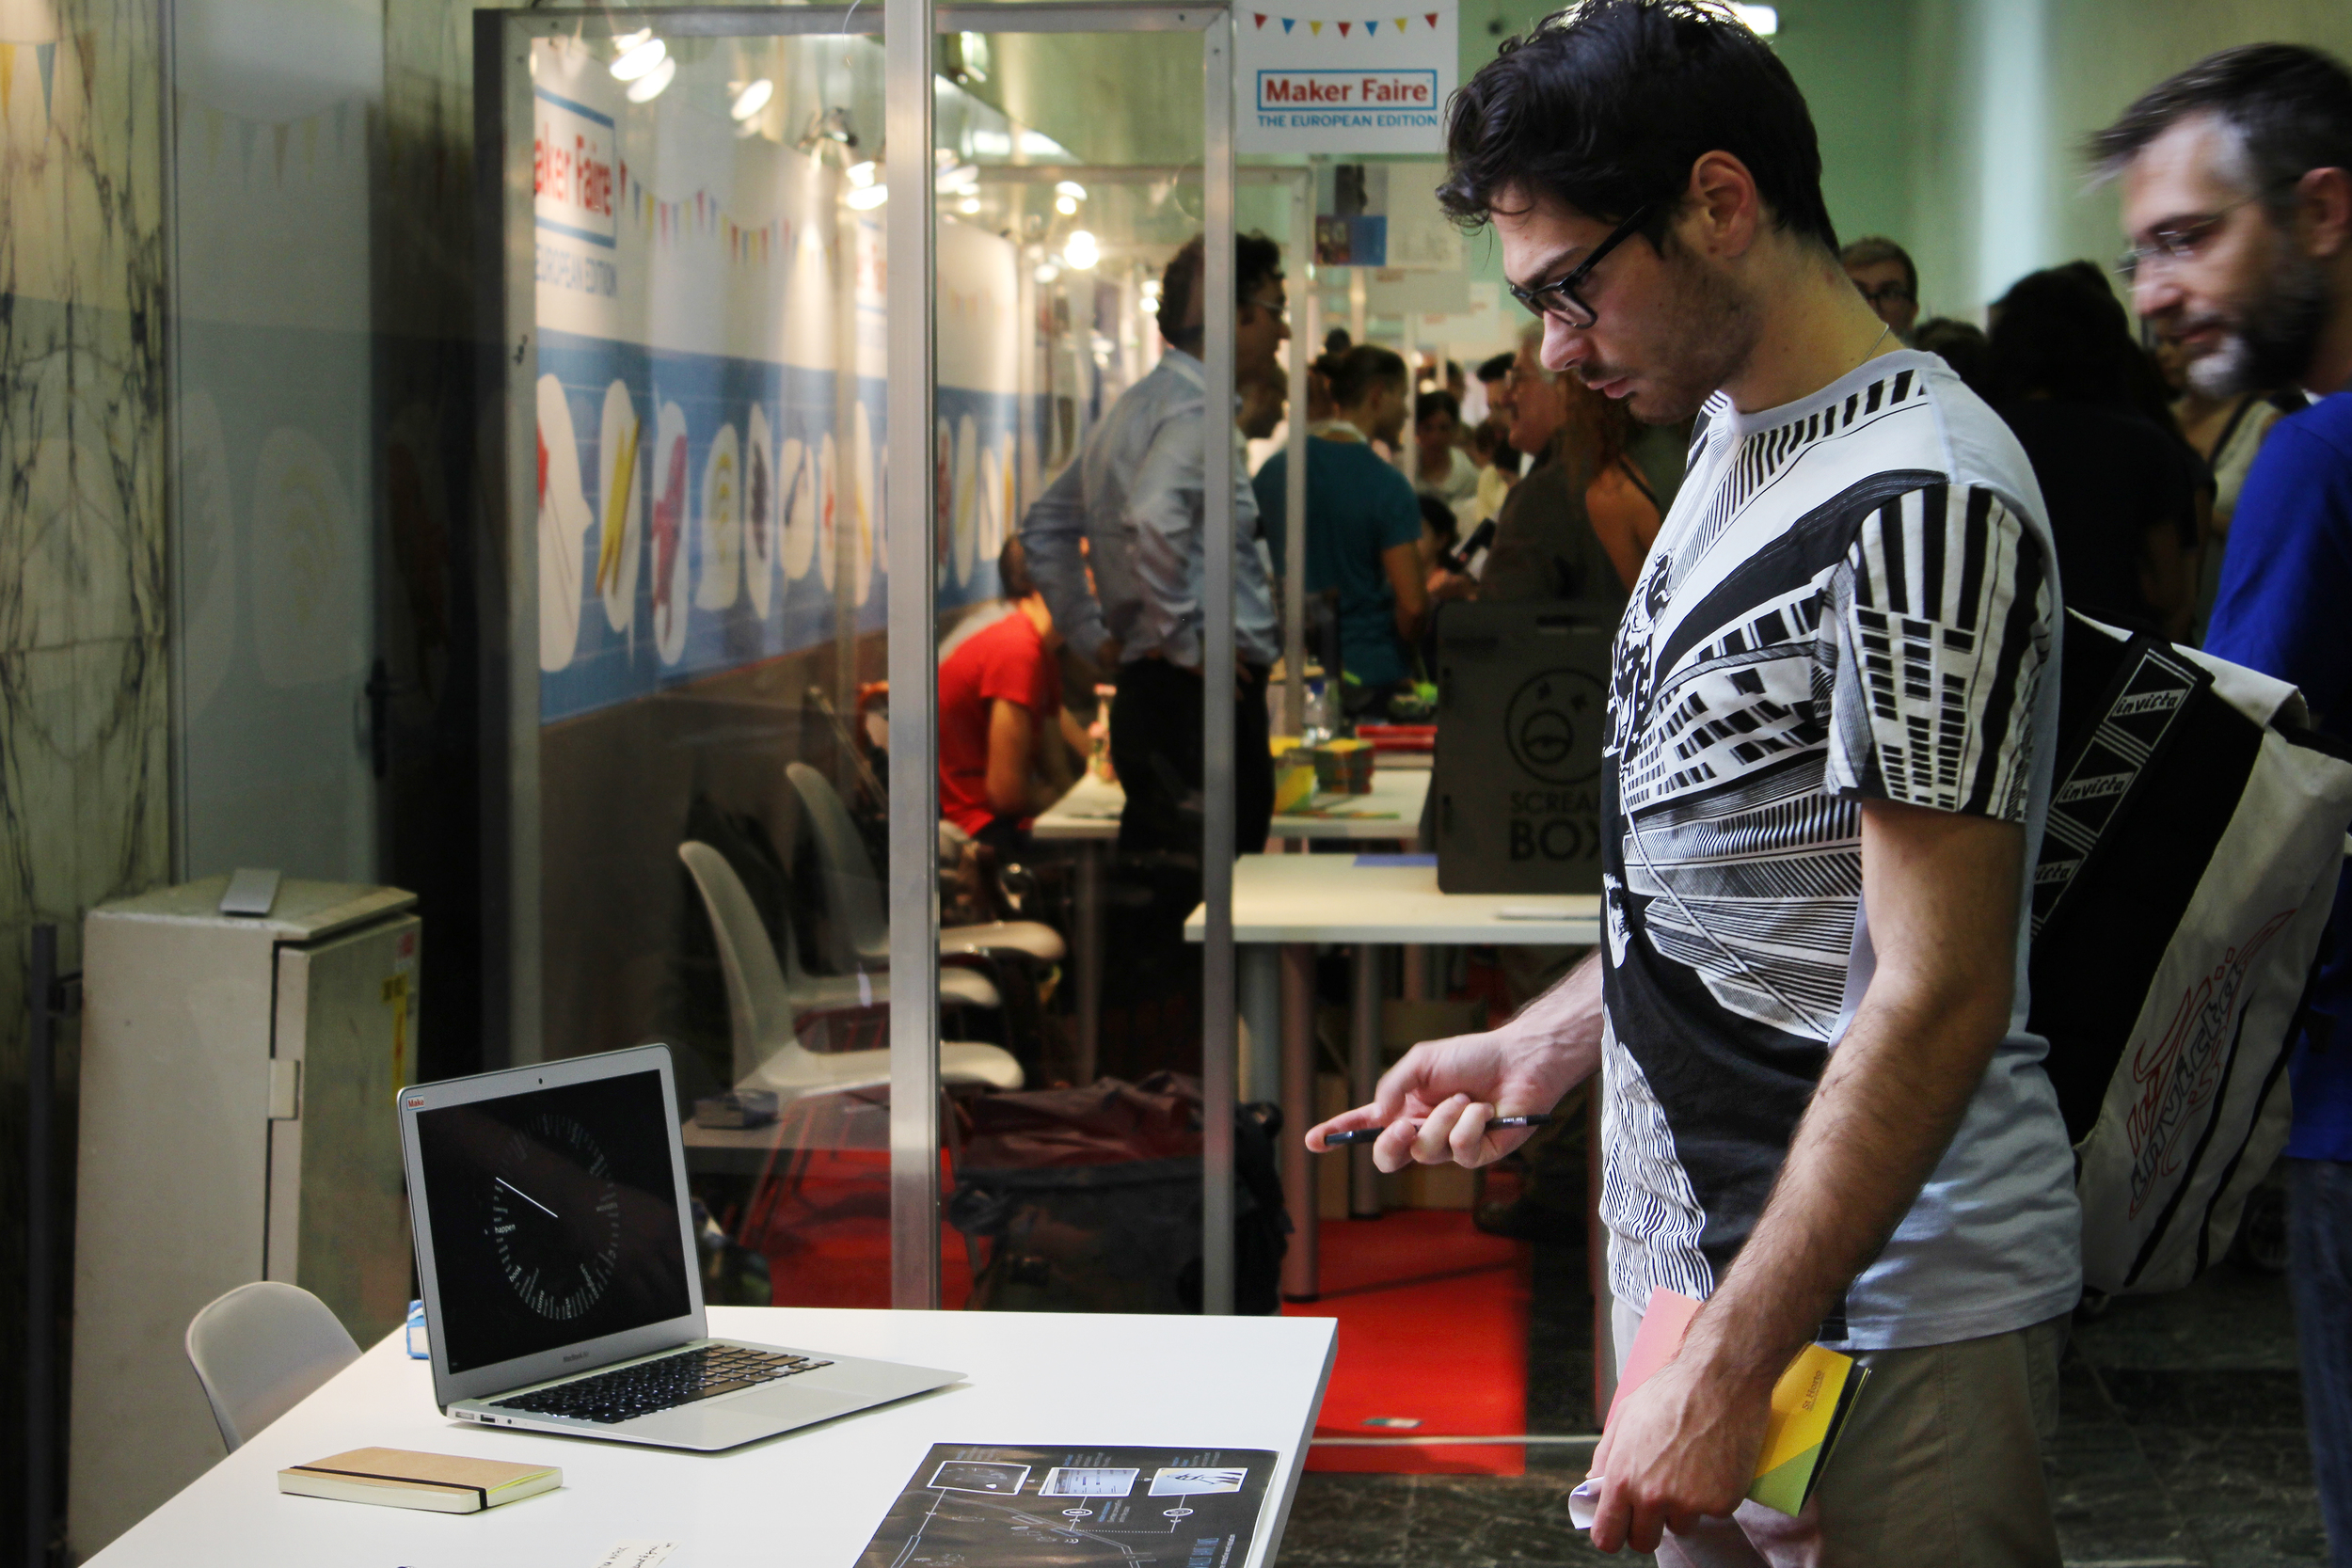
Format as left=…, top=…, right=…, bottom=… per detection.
left=490, top=1344, right=833, bottom=1425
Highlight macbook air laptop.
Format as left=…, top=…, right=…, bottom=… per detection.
left=398, top=1043, right=961, bottom=1450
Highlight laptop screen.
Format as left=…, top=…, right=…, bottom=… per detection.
left=413, top=1068, right=693, bottom=1375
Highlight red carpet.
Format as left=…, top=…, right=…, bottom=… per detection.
left=1285, top=1212, right=1531, bottom=1475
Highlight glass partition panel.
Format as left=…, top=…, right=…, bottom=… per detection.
left=497, top=14, right=913, bottom=1308
left=925, top=13, right=1240, bottom=1313
left=490, top=6, right=1239, bottom=1313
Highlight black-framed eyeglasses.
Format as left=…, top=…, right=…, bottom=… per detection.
left=1506, top=202, right=1659, bottom=326
left=2115, top=198, right=2256, bottom=283
left=1853, top=280, right=1915, bottom=307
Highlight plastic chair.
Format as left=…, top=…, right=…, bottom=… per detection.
left=678, top=842, right=1022, bottom=1097
left=786, top=762, right=1066, bottom=967
left=184, top=1282, right=360, bottom=1451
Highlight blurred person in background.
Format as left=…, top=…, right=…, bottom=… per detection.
left=1987, top=263, right=2205, bottom=639
left=1841, top=234, right=1922, bottom=341
left=1254, top=345, right=1429, bottom=718
left=2100, top=46, right=2352, bottom=1564
left=937, top=538, right=1084, bottom=857
left=1436, top=323, right=1661, bottom=604
left=1915, top=315, right=1993, bottom=397
left=1021, top=230, right=1287, bottom=862
left=2153, top=332, right=2304, bottom=638
left=1412, top=388, right=1483, bottom=511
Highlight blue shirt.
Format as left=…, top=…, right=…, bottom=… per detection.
left=2203, top=390, right=2352, bottom=1161
left=1253, top=436, right=1423, bottom=688
left=1019, top=349, right=1279, bottom=672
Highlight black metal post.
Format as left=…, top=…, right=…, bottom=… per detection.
left=26, top=922, right=56, bottom=1568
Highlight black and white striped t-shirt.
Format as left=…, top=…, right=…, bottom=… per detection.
left=1597, top=350, right=2082, bottom=1351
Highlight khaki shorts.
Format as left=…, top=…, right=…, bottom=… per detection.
left=1610, top=1298, right=2068, bottom=1568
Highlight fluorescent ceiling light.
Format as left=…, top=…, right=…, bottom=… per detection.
left=846, top=183, right=889, bottom=210
left=625, top=56, right=675, bottom=103
left=1139, top=295, right=1159, bottom=314
left=1729, top=4, right=1776, bottom=35
left=847, top=160, right=878, bottom=188
left=1056, top=194, right=1078, bottom=215
left=1064, top=230, right=1099, bottom=270
left=611, top=35, right=666, bottom=82
left=730, top=79, right=773, bottom=121
left=1035, top=262, right=1061, bottom=284
left=938, top=164, right=979, bottom=195
left=958, top=196, right=982, bottom=214
left=612, top=28, right=652, bottom=51
left=1140, top=278, right=1162, bottom=297
left=1056, top=181, right=1088, bottom=202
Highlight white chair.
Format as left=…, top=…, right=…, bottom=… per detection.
left=184, top=1282, right=360, bottom=1451
left=787, top=762, right=1066, bottom=966
left=678, top=842, right=1023, bottom=1098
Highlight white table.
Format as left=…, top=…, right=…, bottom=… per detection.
left=1187, top=855, right=1601, bottom=1300
left=89, top=1307, right=1337, bottom=1568
left=1033, top=770, right=1432, bottom=1079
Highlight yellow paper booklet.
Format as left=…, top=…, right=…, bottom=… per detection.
left=1585, top=1288, right=1868, bottom=1519
left=278, top=1448, right=561, bottom=1514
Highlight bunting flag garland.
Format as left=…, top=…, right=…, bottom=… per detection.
left=1248, top=10, right=1445, bottom=34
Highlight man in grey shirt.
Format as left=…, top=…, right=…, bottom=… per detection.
left=1022, top=231, right=1288, bottom=857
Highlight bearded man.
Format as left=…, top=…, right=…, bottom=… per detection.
left=2097, top=44, right=2352, bottom=1567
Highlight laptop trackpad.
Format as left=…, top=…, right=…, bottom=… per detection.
left=700, top=1385, right=868, bottom=1445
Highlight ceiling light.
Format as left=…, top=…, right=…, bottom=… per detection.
left=1063, top=230, right=1099, bottom=270
left=625, top=55, right=675, bottom=103
left=1035, top=262, right=1061, bottom=284
left=1056, top=194, right=1078, bottom=215
left=958, top=196, right=982, bottom=214
left=1139, top=294, right=1159, bottom=314
left=1729, top=4, right=1777, bottom=35
left=611, top=35, right=667, bottom=82
left=846, top=183, right=889, bottom=210
left=847, top=160, right=878, bottom=188
left=612, top=28, right=652, bottom=51
left=938, top=164, right=979, bottom=195
left=1056, top=181, right=1088, bottom=202
left=730, top=79, right=773, bottom=121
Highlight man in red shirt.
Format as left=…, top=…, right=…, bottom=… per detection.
left=938, top=539, right=1084, bottom=854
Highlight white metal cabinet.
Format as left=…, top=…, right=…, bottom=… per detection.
left=69, top=877, right=420, bottom=1559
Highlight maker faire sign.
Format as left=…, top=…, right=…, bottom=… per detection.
left=1238, top=0, right=1457, bottom=154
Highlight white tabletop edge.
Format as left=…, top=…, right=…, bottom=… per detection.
left=87, top=1307, right=1340, bottom=1568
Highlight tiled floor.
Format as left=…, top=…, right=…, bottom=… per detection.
left=1277, top=1233, right=2331, bottom=1567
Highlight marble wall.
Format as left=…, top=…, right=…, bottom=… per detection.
left=0, top=0, right=170, bottom=1550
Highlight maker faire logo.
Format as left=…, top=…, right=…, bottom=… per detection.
left=533, top=88, right=617, bottom=248
left=1256, top=69, right=1438, bottom=124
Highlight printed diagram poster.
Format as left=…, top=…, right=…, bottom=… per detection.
left=1237, top=0, right=1456, bottom=154
left=858, top=1445, right=1276, bottom=1568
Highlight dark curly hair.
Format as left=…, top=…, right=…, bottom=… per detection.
left=1159, top=231, right=1284, bottom=355
left=1437, top=0, right=1836, bottom=258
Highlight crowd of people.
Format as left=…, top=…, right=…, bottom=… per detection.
left=928, top=5, right=2352, bottom=1560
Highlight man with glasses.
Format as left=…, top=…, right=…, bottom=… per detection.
left=1021, top=231, right=1289, bottom=863
left=1839, top=235, right=1920, bottom=341
left=2096, top=45, right=2352, bottom=1565
left=1308, top=3, right=2076, bottom=1562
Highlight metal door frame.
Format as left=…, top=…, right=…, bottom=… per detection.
left=479, top=1, right=1241, bottom=1313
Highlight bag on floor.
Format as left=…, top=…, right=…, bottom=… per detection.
left=2029, top=611, right=2352, bottom=1295
left=946, top=1072, right=1288, bottom=1314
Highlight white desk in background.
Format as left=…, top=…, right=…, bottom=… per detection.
left=1032, top=769, right=1432, bottom=1081
left=1186, top=854, right=1601, bottom=1302
left=87, top=1307, right=1336, bottom=1568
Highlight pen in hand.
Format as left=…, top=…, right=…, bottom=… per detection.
left=1321, top=1113, right=1552, bottom=1146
